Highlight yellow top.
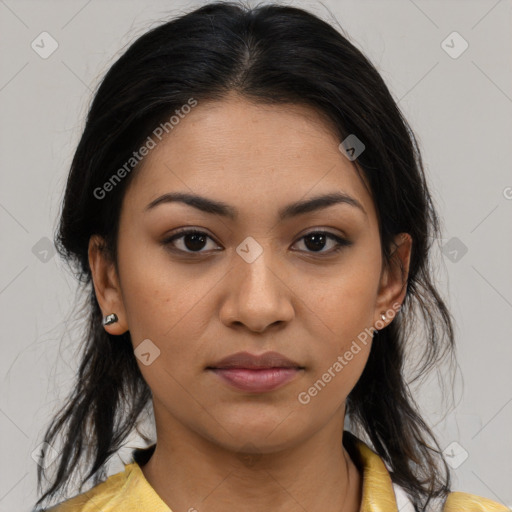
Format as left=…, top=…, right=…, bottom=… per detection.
left=46, top=431, right=510, bottom=512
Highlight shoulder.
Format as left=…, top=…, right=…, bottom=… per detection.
left=43, top=465, right=133, bottom=512
left=443, top=491, right=510, bottom=512
left=393, top=483, right=510, bottom=512
left=42, top=446, right=170, bottom=512
left=345, top=431, right=509, bottom=512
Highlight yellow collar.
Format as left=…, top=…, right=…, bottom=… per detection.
left=342, top=430, right=510, bottom=512
left=342, top=430, right=401, bottom=511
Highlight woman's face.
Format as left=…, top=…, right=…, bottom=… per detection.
left=90, top=94, right=410, bottom=454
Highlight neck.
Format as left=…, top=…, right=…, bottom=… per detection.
left=140, top=408, right=362, bottom=512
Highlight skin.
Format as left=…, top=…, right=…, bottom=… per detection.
left=89, top=92, right=412, bottom=512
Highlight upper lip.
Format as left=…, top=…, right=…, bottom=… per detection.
left=208, top=351, right=303, bottom=369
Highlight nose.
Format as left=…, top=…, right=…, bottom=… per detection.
left=219, top=246, right=295, bottom=333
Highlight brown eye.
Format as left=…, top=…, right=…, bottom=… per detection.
left=162, top=229, right=220, bottom=254
left=292, top=231, right=352, bottom=255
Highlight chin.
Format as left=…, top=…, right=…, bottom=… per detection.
left=204, top=407, right=309, bottom=453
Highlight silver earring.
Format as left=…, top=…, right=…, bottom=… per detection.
left=375, top=313, right=387, bottom=336
left=103, top=313, right=118, bottom=326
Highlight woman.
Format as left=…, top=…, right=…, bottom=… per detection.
left=33, top=2, right=508, bottom=511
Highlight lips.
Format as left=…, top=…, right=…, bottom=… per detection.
left=208, top=351, right=303, bottom=370
left=207, top=351, right=304, bottom=393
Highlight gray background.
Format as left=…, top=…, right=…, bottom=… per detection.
left=0, top=0, right=511, bottom=510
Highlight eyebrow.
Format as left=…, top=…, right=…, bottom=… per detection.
left=144, top=191, right=366, bottom=219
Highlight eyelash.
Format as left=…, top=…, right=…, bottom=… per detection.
left=161, top=228, right=352, bottom=256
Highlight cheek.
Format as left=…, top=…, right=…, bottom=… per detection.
left=300, top=248, right=380, bottom=388
left=116, top=230, right=189, bottom=321
left=300, top=283, right=375, bottom=411
left=118, top=251, right=213, bottom=399
left=309, top=265, right=380, bottom=346
left=114, top=235, right=207, bottom=363
left=297, top=343, right=371, bottom=424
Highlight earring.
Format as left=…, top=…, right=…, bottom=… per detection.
left=375, top=313, right=387, bottom=336
left=102, top=313, right=118, bottom=326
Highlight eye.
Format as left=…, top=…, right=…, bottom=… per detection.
left=292, top=231, right=352, bottom=255
left=162, top=229, right=221, bottom=254
left=161, top=229, right=352, bottom=255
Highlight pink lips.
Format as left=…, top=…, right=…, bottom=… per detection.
left=207, top=351, right=304, bottom=393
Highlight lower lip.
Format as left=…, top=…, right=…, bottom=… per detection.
left=209, top=367, right=301, bottom=392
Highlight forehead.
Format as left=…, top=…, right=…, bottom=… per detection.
left=123, top=95, right=376, bottom=223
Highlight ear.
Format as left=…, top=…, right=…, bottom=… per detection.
left=88, top=234, right=129, bottom=335
left=373, top=232, right=412, bottom=328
